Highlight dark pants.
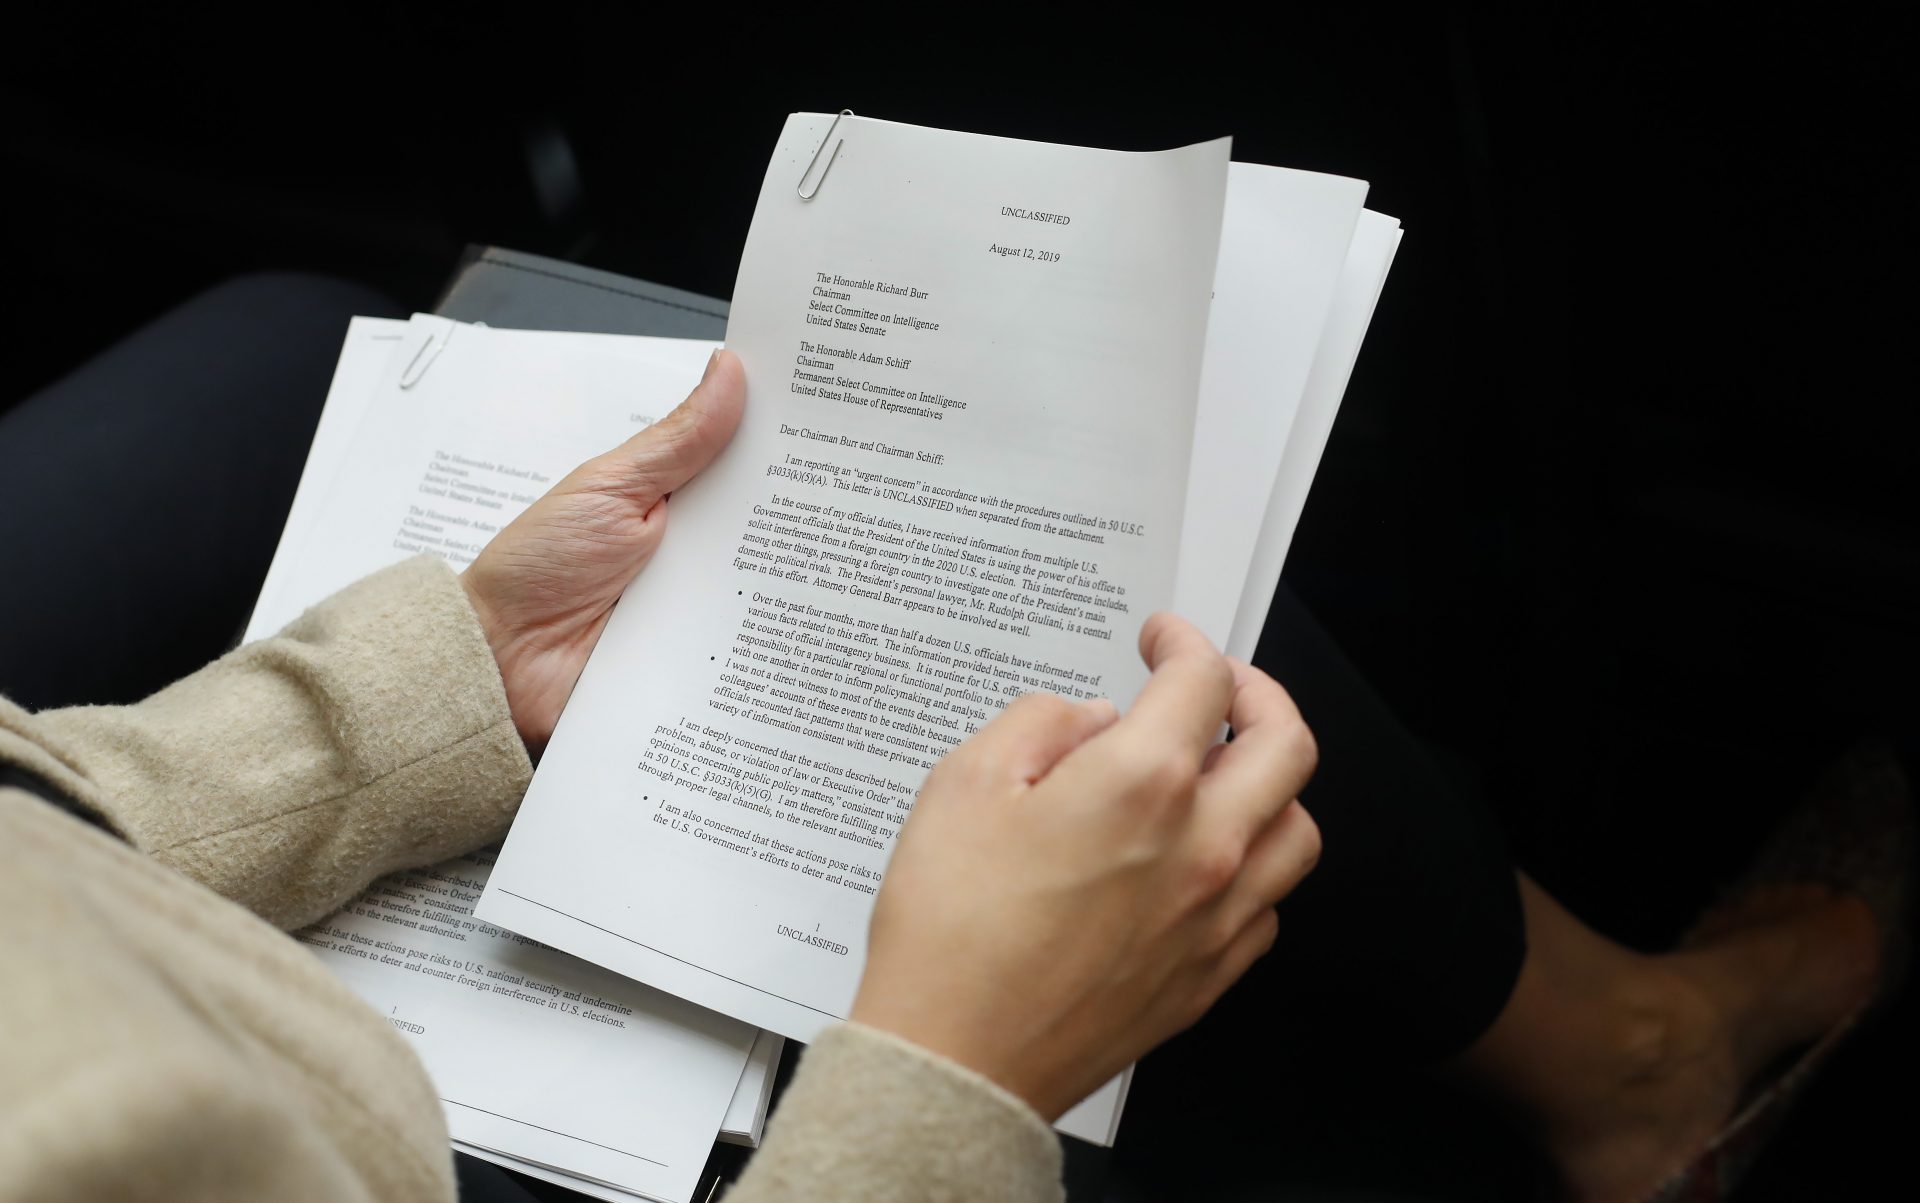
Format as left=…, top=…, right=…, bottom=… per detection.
left=0, top=277, right=1528, bottom=1203
left=1110, top=586, right=1531, bottom=1199
left=0, top=273, right=403, bottom=709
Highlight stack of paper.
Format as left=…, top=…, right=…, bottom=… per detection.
left=477, top=116, right=1402, bottom=1149
left=255, top=113, right=1399, bottom=1200
left=249, top=321, right=784, bottom=1203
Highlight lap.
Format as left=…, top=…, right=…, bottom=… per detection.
left=0, top=273, right=400, bottom=708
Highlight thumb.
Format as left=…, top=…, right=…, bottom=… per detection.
left=592, top=348, right=746, bottom=506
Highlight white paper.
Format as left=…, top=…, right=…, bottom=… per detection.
left=719, top=1030, right=784, bottom=1147
left=1175, top=162, right=1368, bottom=647
left=251, top=322, right=767, bottom=1203
left=303, top=853, right=746, bottom=1203
left=1052, top=197, right=1387, bottom=1146
left=481, top=114, right=1230, bottom=1051
left=249, top=316, right=410, bottom=634
left=1225, top=211, right=1403, bottom=660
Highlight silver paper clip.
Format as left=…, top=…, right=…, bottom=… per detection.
left=796, top=109, right=853, bottom=201
left=398, top=319, right=484, bottom=389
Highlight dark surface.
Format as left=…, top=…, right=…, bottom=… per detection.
left=0, top=273, right=402, bottom=708
left=7, top=8, right=1914, bottom=1199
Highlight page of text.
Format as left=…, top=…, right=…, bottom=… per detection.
left=481, top=116, right=1231, bottom=1061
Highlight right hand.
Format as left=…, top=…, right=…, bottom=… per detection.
left=849, top=613, right=1321, bottom=1120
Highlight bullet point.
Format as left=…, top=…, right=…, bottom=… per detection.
left=737, top=590, right=743, bottom=595
left=710, top=655, right=716, bottom=660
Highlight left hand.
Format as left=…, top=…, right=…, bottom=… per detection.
left=460, top=349, right=745, bottom=750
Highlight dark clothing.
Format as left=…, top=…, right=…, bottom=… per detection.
left=1250, top=585, right=1525, bottom=1064
left=0, top=272, right=403, bottom=710
left=1110, top=587, right=1528, bottom=1198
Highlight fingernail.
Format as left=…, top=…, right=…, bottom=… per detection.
left=702, top=349, right=721, bottom=382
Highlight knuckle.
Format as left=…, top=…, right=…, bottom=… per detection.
left=550, top=476, right=639, bottom=530
left=1138, top=612, right=1173, bottom=659
left=1103, top=748, right=1150, bottom=795
left=1254, top=907, right=1281, bottom=954
left=1287, top=718, right=1320, bottom=774
left=1107, top=742, right=1164, bottom=790
left=1205, top=908, right=1246, bottom=956
left=1294, top=807, right=1324, bottom=873
left=1261, top=673, right=1301, bottom=715
left=572, top=453, right=634, bottom=494
left=1187, top=839, right=1243, bottom=899
left=1136, top=747, right=1198, bottom=802
left=1178, top=990, right=1216, bottom=1033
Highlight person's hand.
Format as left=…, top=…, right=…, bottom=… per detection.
left=848, top=613, right=1321, bottom=1120
left=460, top=350, right=745, bottom=751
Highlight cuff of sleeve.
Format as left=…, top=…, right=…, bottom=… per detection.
left=21, top=555, right=532, bottom=926
left=258, top=553, right=533, bottom=809
left=734, top=1022, right=1062, bottom=1203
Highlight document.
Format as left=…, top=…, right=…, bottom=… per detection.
left=478, top=115, right=1262, bottom=1152
left=250, top=319, right=768, bottom=1203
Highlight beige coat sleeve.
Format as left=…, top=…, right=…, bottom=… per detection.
left=729, top=1024, right=1064, bottom=1203
left=0, top=555, right=1064, bottom=1202
left=0, top=555, right=532, bottom=930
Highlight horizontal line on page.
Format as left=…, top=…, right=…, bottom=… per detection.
left=443, top=1099, right=668, bottom=1167
left=494, top=889, right=841, bottom=1022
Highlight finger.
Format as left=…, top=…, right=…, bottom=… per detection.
left=1086, top=613, right=1233, bottom=771
left=1220, top=800, right=1322, bottom=924
left=1198, top=660, right=1317, bottom=822
left=943, top=693, right=1119, bottom=789
left=1192, top=906, right=1280, bottom=1021
left=586, top=348, right=747, bottom=507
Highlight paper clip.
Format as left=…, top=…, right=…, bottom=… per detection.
left=398, top=320, right=484, bottom=389
left=796, top=109, right=853, bottom=201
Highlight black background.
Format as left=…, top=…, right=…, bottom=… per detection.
left=7, top=6, right=1915, bottom=1199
